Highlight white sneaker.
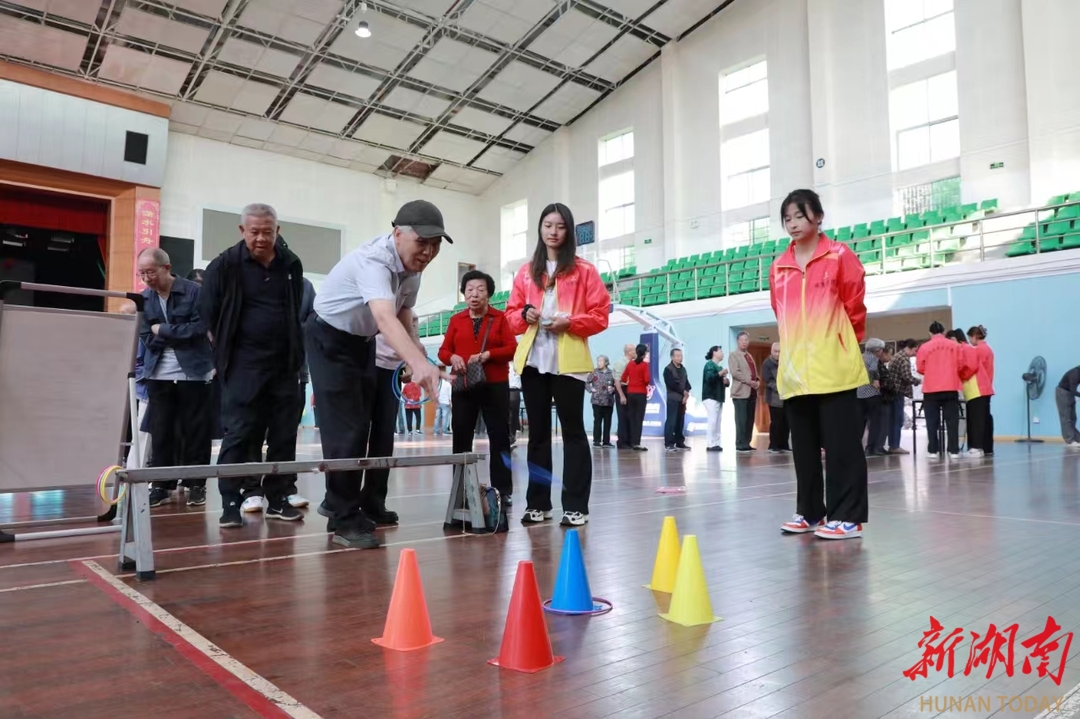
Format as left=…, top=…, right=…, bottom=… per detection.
left=948, top=453, right=961, bottom=459
left=967, top=449, right=984, bottom=458
left=560, top=512, right=588, bottom=526
left=521, top=509, right=553, bottom=524
left=241, top=496, right=267, bottom=513
left=1067, top=441, right=1080, bottom=448
left=288, top=494, right=309, bottom=508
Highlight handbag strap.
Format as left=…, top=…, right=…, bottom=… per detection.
left=478, top=314, right=493, bottom=354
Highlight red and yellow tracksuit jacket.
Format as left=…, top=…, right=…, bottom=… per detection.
left=769, top=235, right=869, bottom=400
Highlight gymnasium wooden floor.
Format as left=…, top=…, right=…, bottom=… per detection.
left=2, top=430, right=1079, bottom=719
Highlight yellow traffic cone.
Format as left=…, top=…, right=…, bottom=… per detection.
left=660, top=535, right=721, bottom=627
left=644, top=516, right=681, bottom=592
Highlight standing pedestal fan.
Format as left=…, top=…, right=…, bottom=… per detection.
left=1016, top=356, right=1046, bottom=443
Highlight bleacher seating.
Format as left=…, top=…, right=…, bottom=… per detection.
left=416, top=194, right=1079, bottom=338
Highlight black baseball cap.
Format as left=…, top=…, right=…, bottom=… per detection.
left=392, top=200, right=453, bottom=243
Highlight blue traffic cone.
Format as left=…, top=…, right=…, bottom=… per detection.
left=544, top=529, right=613, bottom=615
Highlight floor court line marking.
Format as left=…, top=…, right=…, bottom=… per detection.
left=869, top=504, right=1080, bottom=527
left=0, top=578, right=88, bottom=593
left=106, top=453, right=1065, bottom=578
left=74, top=560, right=322, bottom=719
left=1036, top=680, right=1080, bottom=718
left=0, top=453, right=1061, bottom=574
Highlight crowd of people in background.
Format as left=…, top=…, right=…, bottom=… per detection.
left=122, top=187, right=1054, bottom=549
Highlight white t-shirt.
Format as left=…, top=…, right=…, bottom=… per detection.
left=525, top=260, right=586, bottom=382
left=437, top=379, right=452, bottom=405
left=150, top=293, right=211, bottom=382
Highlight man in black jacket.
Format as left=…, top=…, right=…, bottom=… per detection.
left=201, top=203, right=306, bottom=527
left=137, top=247, right=215, bottom=507
left=663, top=348, right=691, bottom=451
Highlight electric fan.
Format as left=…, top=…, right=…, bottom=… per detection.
left=1016, top=356, right=1047, bottom=443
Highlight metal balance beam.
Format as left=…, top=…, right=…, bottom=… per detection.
left=113, top=452, right=488, bottom=581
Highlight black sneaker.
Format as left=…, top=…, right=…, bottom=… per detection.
left=148, top=488, right=170, bottom=507
left=332, top=526, right=381, bottom=549
left=365, top=507, right=399, bottom=525
left=266, top=503, right=303, bottom=521
left=317, top=500, right=332, bottom=518
left=186, top=486, right=207, bottom=507
left=219, top=502, right=242, bottom=528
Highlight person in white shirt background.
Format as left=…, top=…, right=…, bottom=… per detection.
left=435, top=373, right=452, bottom=436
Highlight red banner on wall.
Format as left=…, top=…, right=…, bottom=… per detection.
left=133, top=199, right=160, bottom=293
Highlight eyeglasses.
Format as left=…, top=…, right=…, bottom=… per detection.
left=137, top=267, right=163, bottom=278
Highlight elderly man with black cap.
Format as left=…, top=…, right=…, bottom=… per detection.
left=305, top=200, right=452, bottom=549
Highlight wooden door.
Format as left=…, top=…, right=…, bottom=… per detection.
left=746, top=343, right=773, bottom=443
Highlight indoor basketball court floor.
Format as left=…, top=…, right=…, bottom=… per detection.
left=1, top=432, right=1079, bottom=719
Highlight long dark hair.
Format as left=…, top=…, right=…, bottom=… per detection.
left=967, top=325, right=987, bottom=340
left=633, top=343, right=647, bottom=364
left=530, top=203, right=577, bottom=290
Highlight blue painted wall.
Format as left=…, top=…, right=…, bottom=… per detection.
left=951, top=274, right=1080, bottom=438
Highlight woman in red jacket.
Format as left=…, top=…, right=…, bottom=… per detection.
left=965, top=325, right=995, bottom=457
left=505, top=202, right=610, bottom=527
left=438, top=270, right=517, bottom=511
left=771, top=189, right=869, bottom=540
left=620, top=344, right=651, bottom=451
left=916, top=322, right=969, bottom=457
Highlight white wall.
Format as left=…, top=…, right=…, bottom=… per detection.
left=478, top=0, right=1080, bottom=287
left=1021, top=0, right=1080, bottom=203
left=159, top=132, right=490, bottom=314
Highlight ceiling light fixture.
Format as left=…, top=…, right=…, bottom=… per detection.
left=355, top=2, right=371, bottom=38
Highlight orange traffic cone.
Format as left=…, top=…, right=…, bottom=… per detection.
left=372, top=548, right=444, bottom=651
left=488, top=561, right=565, bottom=673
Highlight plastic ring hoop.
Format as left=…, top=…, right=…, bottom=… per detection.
left=392, top=358, right=439, bottom=405
left=97, top=465, right=127, bottom=506
left=543, top=597, right=614, bottom=616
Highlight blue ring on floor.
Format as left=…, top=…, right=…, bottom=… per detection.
left=542, top=597, right=614, bottom=616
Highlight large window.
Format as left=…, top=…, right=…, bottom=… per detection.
left=891, top=72, right=959, bottom=171
left=500, top=201, right=528, bottom=285
left=599, top=171, right=635, bottom=240
left=599, top=130, right=634, bottom=167
left=884, top=0, right=955, bottom=71
left=722, top=129, right=770, bottom=209
left=897, top=176, right=961, bottom=216
left=725, top=217, right=771, bottom=248
left=721, top=60, right=768, bottom=125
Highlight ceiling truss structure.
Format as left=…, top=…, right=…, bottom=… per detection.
left=0, top=0, right=733, bottom=194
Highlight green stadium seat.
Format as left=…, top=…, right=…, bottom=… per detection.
left=1045, top=220, right=1072, bottom=237
left=852, top=223, right=870, bottom=239
left=870, top=220, right=886, bottom=234
left=1006, top=240, right=1035, bottom=257
left=960, top=203, right=978, bottom=217
left=904, top=214, right=925, bottom=228
left=1039, top=237, right=1063, bottom=253
left=980, top=199, right=998, bottom=211
left=1056, top=205, right=1080, bottom=220
left=836, top=226, right=853, bottom=240
left=886, top=217, right=905, bottom=231
left=1062, top=233, right=1080, bottom=250
left=1048, top=194, right=1067, bottom=206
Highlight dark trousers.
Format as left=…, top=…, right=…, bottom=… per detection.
left=452, top=382, right=513, bottom=497
left=967, top=395, right=991, bottom=452
left=357, top=366, right=398, bottom=513
left=509, top=388, right=521, bottom=437
left=786, top=389, right=868, bottom=524
left=521, top=368, right=591, bottom=514
left=217, top=367, right=301, bottom=507
left=626, top=393, right=646, bottom=447
left=886, top=396, right=905, bottom=450
left=860, top=396, right=886, bottom=453
left=616, top=390, right=631, bottom=447
left=406, top=408, right=421, bottom=431
left=304, top=316, right=375, bottom=528
left=146, top=379, right=212, bottom=490
left=985, top=399, right=994, bottom=454
left=280, top=381, right=307, bottom=497
left=593, top=404, right=613, bottom=445
left=924, top=391, right=960, bottom=454
left=768, top=404, right=789, bottom=450
left=734, top=397, right=755, bottom=450
left=664, top=397, right=686, bottom=447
